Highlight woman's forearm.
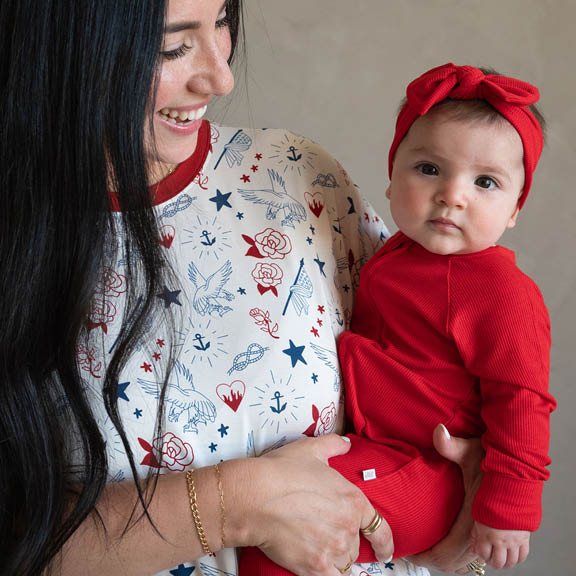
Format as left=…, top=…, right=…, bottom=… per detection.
left=58, top=459, right=253, bottom=576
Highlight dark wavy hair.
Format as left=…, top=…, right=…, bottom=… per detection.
left=0, top=1, right=243, bottom=574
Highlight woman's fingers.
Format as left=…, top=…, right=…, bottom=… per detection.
left=360, top=508, right=394, bottom=563
left=433, top=424, right=483, bottom=488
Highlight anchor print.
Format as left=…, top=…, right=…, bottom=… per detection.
left=287, top=145, right=302, bottom=162
left=270, top=391, right=287, bottom=414
left=200, top=230, right=216, bottom=246
left=192, top=333, right=211, bottom=351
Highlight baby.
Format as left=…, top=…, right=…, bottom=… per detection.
left=239, top=63, right=556, bottom=576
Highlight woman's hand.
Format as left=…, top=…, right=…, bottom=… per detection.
left=408, top=425, right=484, bottom=574
left=229, top=434, right=394, bottom=576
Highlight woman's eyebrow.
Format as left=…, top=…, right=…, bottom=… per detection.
left=164, top=1, right=227, bottom=34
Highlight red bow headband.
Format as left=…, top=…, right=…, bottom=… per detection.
left=388, top=63, right=543, bottom=209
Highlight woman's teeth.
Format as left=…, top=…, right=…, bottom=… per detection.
left=159, top=105, right=207, bottom=124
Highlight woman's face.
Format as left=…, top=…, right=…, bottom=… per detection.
left=147, top=0, right=235, bottom=181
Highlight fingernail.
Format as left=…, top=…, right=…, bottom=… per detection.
left=341, top=436, right=351, bottom=443
left=439, top=424, right=451, bottom=440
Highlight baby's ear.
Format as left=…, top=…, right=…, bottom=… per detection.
left=506, top=204, right=520, bottom=229
left=385, top=185, right=392, bottom=199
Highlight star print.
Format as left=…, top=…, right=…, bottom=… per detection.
left=152, top=352, right=161, bottom=361
left=134, top=408, right=143, bottom=419
left=283, top=339, right=307, bottom=367
left=384, top=560, right=395, bottom=570
left=314, top=255, right=326, bottom=277
left=117, top=381, right=130, bottom=402
left=306, top=237, right=313, bottom=245
left=157, top=286, right=182, bottom=308
left=364, top=212, right=370, bottom=222
left=141, top=362, right=152, bottom=373
left=317, top=318, right=323, bottom=327
left=317, top=305, right=325, bottom=314
left=157, top=339, right=165, bottom=347
left=311, top=373, right=319, bottom=383
left=240, top=174, right=251, bottom=183
left=251, top=164, right=259, bottom=172
left=236, top=212, right=244, bottom=220
left=169, top=565, right=195, bottom=576
left=237, top=287, right=247, bottom=295
left=309, top=225, right=316, bottom=235
left=343, top=285, right=351, bottom=293
left=373, top=215, right=380, bottom=222
left=310, top=326, right=319, bottom=337
left=209, top=189, right=232, bottom=211
left=218, top=424, right=229, bottom=437
left=209, top=442, right=218, bottom=453
left=255, top=153, right=263, bottom=160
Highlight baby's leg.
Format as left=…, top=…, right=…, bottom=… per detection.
left=330, top=433, right=464, bottom=561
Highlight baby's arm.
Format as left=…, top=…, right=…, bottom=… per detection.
left=471, top=521, right=530, bottom=570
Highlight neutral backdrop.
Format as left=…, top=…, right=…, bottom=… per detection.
left=210, top=1, right=575, bottom=574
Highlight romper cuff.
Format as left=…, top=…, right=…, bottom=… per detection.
left=472, top=472, right=543, bottom=531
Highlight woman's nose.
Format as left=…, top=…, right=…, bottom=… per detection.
left=187, top=36, right=235, bottom=97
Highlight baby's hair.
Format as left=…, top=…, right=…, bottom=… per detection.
left=397, top=66, right=547, bottom=144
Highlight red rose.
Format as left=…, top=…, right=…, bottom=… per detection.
left=254, top=228, right=292, bottom=260
left=251, top=262, right=283, bottom=296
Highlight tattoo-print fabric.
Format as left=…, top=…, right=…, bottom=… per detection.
left=80, top=122, right=428, bottom=576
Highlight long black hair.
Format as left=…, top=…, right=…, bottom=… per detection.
left=0, top=1, right=243, bottom=574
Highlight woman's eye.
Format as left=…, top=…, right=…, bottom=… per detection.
left=417, top=163, right=438, bottom=176
left=216, top=12, right=230, bottom=28
left=475, top=176, right=497, bottom=189
left=160, top=44, right=192, bottom=61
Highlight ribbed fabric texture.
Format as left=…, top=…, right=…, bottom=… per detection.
left=342, top=231, right=554, bottom=537
left=238, top=230, right=554, bottom=576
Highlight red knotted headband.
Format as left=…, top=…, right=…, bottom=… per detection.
left=388, top=63, right=543, bottom=209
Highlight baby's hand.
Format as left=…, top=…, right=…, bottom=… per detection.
left=471, top=521, right=530, bottom=569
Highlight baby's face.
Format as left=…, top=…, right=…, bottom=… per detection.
left=386, top=113, right=524, bottom=255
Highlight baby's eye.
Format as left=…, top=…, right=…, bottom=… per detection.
left=475, top=176, right=497, bottom=190
left=417, top=163, right=438, bottom=176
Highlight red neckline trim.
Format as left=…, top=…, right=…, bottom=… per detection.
left=109, top=120, right=211, bottom=212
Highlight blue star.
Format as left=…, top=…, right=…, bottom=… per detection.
left=117, top=381, right=130, bottom=402
left=237, top=287, right=247, bottom=295
left=169, top=565, right=195, bottom=576
left=309, top=225, right=316, bottom=235
left=384, top=560, right=395, bottom=570
left=210, top=189, right=232, bottom=211
left=314, top=255, right=326, bottom=277
left=343, top=284, right=350, bottom=293
left=283, top=340, right=307, bottom=367
left=311, top=373, right=318, bottom=383
left=133, top=408, right=143, bottom=419
left=218, top=424, right=229, bottom=437
left=209, top=442, right=218, bottom=453
left=157, top=286, right=182, bottom=308
left=306, top=237, right=313, bottom=245
left=236, top=212, right=244, bottom=220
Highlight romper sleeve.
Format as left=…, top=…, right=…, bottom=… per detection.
left=448, top=253, right=556, bottom=531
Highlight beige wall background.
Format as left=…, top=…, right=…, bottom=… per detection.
left=210, top=1, right=575, bottom=574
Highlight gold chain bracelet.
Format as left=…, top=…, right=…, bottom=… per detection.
left=214, top=463, right=226, bottom=549
left=185, top=468, right=215, bottom=557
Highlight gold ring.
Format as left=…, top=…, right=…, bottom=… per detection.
left=337, top=556, right=354, bottom=574
left=466, top=559, right=486, bottom=575
left=360, top=510, right=383, bottom=535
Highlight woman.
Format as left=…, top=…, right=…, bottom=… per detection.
left=0, top=1, right=481, bottom=575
